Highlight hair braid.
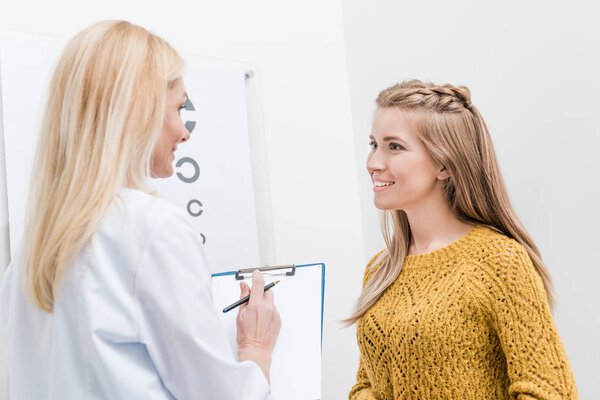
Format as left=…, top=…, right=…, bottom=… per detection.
left=376, top=79, right=472, bottom=113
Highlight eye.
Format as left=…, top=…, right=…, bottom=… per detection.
left=178, top=104, right=186, bottom=114
left=368, top=140, right=377, bottom=150
left=389, top=142, right=405, bottom=151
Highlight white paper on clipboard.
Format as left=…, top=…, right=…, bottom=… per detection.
left=211, top=263, right=325, bottom=400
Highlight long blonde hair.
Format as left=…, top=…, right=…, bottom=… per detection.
left=347, top=79, right=552, bottom=324
left=24, top=20, right=184, bottom=312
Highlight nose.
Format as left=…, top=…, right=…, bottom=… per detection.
left=367, top=149, right=385, bottom=175
left=181, top=129, right=191, bottom=143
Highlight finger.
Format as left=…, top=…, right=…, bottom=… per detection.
left=273, top=307, right=282, bottom=329
left=263, top=289, right=275, bottom=305
left=237, top=282, right=250, bottom=312
left=239, top=281, right=250, bottom=299
left=249, top=270, right=265, bottom=305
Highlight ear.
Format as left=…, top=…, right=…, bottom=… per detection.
left=437, top=166, right=450, bottom=181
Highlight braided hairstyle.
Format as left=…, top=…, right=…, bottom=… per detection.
left=346, top=80, right=553, bottom=324
left=377, top=80, right=474, bottom=112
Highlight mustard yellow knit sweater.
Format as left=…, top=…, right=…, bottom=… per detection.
left=350, top=225, right=577, bottom=400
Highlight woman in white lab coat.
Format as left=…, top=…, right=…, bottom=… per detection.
left=0, top=20, right=280, bottom=399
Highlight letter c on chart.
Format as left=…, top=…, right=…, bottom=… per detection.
left=187, top=199, right=203, bottom=217
left=176, top=157, right=200, bottom=183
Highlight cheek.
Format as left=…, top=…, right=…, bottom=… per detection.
left=391, top=156, right=438, bottom=191
left=388, top=157, right=413, bottom=183
left=166, top=118, right=180, bottom=142
left=163, top=112, right=185, bottom=140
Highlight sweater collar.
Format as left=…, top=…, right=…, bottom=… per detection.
left=402, top=225, right=489, bottom=270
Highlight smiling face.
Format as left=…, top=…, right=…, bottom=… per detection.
left=367, top=107, right=449, bottom=211
left=150, top=78, right=190, bottom=178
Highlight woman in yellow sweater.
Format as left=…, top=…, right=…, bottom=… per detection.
left=347, top=80, right=577, bottom=399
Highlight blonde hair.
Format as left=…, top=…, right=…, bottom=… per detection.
left=24, top=20, right=184, bottom=312
left=346, top=79, right=553, bottom=324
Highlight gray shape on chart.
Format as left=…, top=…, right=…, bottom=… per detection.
left=185, top=120, right=196, bottom=133
left=176, top=157, right=200, bottom=183
left=184, top=97, right=195, bottom=111
left=187, top=199, right=204, bottom=217
left=183, top=97, right=196, bottom=134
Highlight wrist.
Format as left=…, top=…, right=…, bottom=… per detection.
left=238, top=345, right=272, bottom=382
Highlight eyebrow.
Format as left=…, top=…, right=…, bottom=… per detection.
left=369, top=134, right=409, bottom=145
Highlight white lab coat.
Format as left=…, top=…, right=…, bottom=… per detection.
left=0, top=188, right=270, bottom=399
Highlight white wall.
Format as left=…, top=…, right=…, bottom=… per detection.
left=0, top=1, right=365, bottom=399
left=342, top=0, right=600, bottom=398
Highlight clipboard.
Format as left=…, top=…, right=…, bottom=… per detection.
left=211, top=263, right=325, bottom=400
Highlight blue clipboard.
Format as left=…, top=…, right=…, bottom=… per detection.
left=212, top=263, right=325, bottom=400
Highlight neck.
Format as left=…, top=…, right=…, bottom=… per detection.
left=404, top=190, right=474, bottom=255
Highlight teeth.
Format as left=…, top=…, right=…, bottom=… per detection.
left=374, top=182, right=394, bottom=187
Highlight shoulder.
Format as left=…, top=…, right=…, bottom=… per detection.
left=468, top=226, right=547, bottom=303
left=467, top=225, right=531, bottom=267
left=118, top=188, right=184, bottom=219
left=362, top=249, right=386, bottom=286
left=95, top=189, right=206, bottom=286
left=111, top=188, right=189, bottom=229
left=96, top=188, right=193, bottom=252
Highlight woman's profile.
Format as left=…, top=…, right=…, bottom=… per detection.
left=348, top=80, right=577, bottom=399
left=0, top=20, right=280, bottom=399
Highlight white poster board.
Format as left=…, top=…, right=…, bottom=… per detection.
left=0, top=31, right=260, bottom=273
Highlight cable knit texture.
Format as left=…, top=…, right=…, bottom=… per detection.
left=350, top=225, right=577, bottom=400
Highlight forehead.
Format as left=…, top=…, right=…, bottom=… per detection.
left=168, top=78, right=187, bottom=99
left=371, top=107, right=419, bottom=142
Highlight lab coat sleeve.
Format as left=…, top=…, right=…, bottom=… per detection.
left=133, top=208, right=270, bottom=400
left=0, top=264, right=13, bottom=400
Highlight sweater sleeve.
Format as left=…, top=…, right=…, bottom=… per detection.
left=478, top=240, right=577, bottom=400
left=348, top=355, right=377, bottom=400
left=348, top=250, right=386, bottom=400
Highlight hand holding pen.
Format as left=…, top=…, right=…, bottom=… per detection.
left=235, top=270, right=282, bottom=383
left=223, top=280, right=280, bottom=313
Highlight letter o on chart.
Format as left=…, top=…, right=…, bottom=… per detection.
left=176, top=157, right=200, bottom=183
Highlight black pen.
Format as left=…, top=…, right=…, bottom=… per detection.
left=222, top=280, right=280, bottom=313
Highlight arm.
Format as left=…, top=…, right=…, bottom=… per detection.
left=134, top=210, right=271, bottom=400
left=348, top=355, right=377, bottom=400
left=349, top=251, right=385, bottom=400
left=480, top=241, right=577, bottom=400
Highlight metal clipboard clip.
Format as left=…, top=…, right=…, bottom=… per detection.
left=235, top=264, right=296, bottom=280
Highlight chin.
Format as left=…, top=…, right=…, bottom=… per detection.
left=373, top=200, right=393, bottom=211
left=374, top=198, right=406, bottom=211
left=151, top=167, right=173, bottom=178
left=161, top=169, right=174, bottom=178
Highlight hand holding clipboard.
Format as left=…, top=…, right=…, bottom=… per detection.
left=212, top=263, right=325, bottom=400
left=234, top=270, right=282, bottom=383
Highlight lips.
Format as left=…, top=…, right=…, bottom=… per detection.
left=374, top=181, right=394, bottom=187
left=372, top=179, right=395, bottom=192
